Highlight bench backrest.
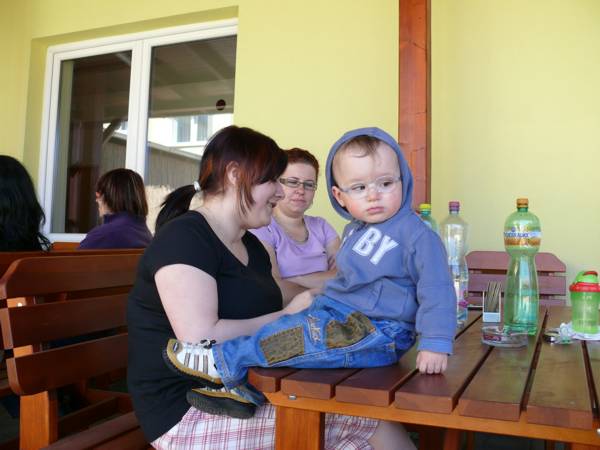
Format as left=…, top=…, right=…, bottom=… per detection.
left=466, top=250, right=567, bottom=306
left=1, top=254, right=140, bottom=391
left=0, top=248, right=143, bottom=280
left=0, top=253, right=141, bottom=449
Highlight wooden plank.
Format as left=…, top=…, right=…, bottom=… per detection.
left=6, top=333, right=128, bottom=395
left=0, top=294, right=126, bottom=347
left=265, top=391, right=600, bottom=446
left=469, top=273, right=566, bottom=296
left=49, top=242, right=79, bottom=251
left=43, top=411, right=142, bottom=450
left=466, top=251, right=566, bottom=273
left=394, top=315, right=491, bottom=413
left=0, top=249, right=143, bottom=278
left=93, top=428, right=148, bottom=450
left=527, top=307, right=594, bottom=429
left=275, top=406, right=323, bottom=450
left=335, top=346, right=417, bottom=406
left=281, top=369, right=357, bottom=400
left=248, top=367, right=298, bottom=393
left=0, top=254, right=140, bottom=298
left=58, top=397, right=119, bottom=437
left=334, top=312, right=482, bottom=407
left=468, top=294, right=565, bottom=309
left=0, top=251, right=47, bottom=277
left=458, top=310, right=546, bottom=421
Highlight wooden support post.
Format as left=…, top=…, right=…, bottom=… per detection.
left=416, top=425, right=444, bottom=450
left=19, top=391, right=58, bottom=450
left=275, top=406, right=324, bottom=450
left=443, top=429, right=462, bottom=450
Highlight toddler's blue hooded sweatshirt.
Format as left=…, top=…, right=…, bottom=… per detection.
left=323, top=127, right=456, bottom=354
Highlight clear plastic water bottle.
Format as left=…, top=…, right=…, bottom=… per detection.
left=419, top=203, right=438, bottom=233
left=440, top=201, right=469, bottom=327
left=503, top=198, right=541, bottom=335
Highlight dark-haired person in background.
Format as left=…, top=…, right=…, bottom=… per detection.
left=0, top=155, right=51, bottom=420
left=0, top=155, right=51, bottom=251
left=78, top=168, right=152, bottom=249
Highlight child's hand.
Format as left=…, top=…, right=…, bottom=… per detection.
left=416, top=350, right=448, bottom=374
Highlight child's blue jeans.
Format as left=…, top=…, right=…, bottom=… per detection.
left=212, top=295, right=415, bottom=391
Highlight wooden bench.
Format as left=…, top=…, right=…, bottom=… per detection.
left=0, top=253, right=149, bottom=450
left=0, top=249, right=144, bottom=409
left=466, top=250, right=567, bottom=307
left=249, top=308, right=600, bottom=450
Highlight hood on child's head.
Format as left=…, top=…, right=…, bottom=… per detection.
left=325, top=127, right=414, bottom=221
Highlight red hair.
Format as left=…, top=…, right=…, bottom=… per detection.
left=285, top=148, right=320, bottom=180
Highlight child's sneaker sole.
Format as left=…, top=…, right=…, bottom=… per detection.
left=163, top=338, right=223, bottom=388
left=187, top=388, right=256, bottom=419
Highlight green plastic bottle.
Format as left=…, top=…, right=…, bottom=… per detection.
left=503, top=198, right=542, bottom=335
left=570, top=271, right=600, bottom=334
left=418, top=203, right=438, bottom=233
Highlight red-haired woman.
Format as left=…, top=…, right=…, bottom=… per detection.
left=127, top=126, right=381, bottom=449
left=251, top=148, right=340, bottom=303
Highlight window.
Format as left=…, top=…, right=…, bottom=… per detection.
left=39, top=20, right=237, bottom=239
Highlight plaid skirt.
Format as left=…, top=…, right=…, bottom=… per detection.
left=152, top=404, right=378, bottom=450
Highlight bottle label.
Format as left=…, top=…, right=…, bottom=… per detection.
left=504, top=229, right=541, bottom=247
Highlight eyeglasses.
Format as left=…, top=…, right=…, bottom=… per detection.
left=279, top=177, right=317, bottom=191
left=337, top=175, right=401, bottom=198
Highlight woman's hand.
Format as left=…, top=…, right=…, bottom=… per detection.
left=284, top=290, right=314, bottom=315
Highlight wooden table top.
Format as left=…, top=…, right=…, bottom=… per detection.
left=249, top=307, right=600, bottom=447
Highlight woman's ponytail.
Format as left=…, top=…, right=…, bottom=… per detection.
left=155, top=185, right=197, bottom=232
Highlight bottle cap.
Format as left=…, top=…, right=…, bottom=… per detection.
left=448, top=201, right=460, bottom=211
left=419, top=203, right=431, bottom=212
left=516, top=198, right=529, bottom=208
left=570, top=270, right=600, bottom=292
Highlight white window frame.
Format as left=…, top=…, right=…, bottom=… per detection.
left=38, top=19, right=238, bottom=242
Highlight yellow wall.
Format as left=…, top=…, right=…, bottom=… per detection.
left=0, top=0, right=398, bottom=236
left=4, top=0, right=597, bottom=284
left=431, top=0, right=600, bottom=283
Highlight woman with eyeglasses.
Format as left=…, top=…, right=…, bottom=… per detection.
left=251, top=148, right=340, bottom=303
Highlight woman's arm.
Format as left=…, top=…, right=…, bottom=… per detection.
left=326, top=236, right=341, bottom=270
left=286, top=237, right=341, bottom=290
left=156, top=264, right=309, bottom=343
left=259, top=241, right=306, bottom=306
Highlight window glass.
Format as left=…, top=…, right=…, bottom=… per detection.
left=145, top=36, right=236, bottom=192
left=51, top=51, right=132, bottom=233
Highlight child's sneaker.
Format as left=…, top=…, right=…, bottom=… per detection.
left=187, top=385, right=256, bottom=419
left=163, top=338, right=223, bottom=388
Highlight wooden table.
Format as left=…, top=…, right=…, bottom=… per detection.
left=249, top=308, right=600, bottom=450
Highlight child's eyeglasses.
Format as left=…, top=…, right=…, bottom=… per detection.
left=279, top=177, right=317, bottom=191
left=337, top=175, right=401, bottom=199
